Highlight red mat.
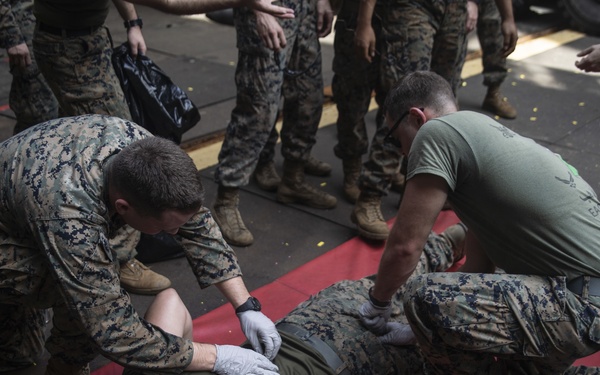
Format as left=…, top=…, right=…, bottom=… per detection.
left=92, top=211, right=599, bottom=374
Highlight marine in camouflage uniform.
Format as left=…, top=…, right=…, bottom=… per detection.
left=348, top=0, right=469, bottom=241
left=0, top=115, right=244, bottom=372
left=128, top=228, right=460, bottom=375
left=0, top=0, right=58, bottom=134
left=213, top=0, right=336, bottom=247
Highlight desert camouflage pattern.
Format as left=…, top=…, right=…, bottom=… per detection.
left=0, top=0, right=58, bottom=134
left=0, top=115, right=241, bottom=372
left=215, top=0, right=323, bottom=187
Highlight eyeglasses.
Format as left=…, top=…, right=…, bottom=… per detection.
left=383, top=108, right=424, bottom=149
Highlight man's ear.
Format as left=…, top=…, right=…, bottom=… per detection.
left=114, top=198, right=131, bottom=215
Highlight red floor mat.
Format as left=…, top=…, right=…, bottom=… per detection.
left=92, top=211, right=599, bottom=374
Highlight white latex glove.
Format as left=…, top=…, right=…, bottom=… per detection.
left=238, top=310, right=282, bottom=360
left=358, top=300, right=392, bottom=335
left=378, top=322, right=417, bottom=345
left=213, top=345, right=279, bottom=375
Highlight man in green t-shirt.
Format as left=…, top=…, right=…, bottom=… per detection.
left=360, top=71, right=600, bottom=373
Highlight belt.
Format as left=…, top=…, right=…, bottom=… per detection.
left=567, top=276, right=600, bottom=297
left=277, top=323, right=350, bottom=375
left=37, top=22, right=101, bottom=37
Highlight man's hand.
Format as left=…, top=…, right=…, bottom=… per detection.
left=255, top=12, right=287, bottom=51
left=316, top=0, right=333, bottom=37
left=576, top=44, right=600, bottom=73
left=127, top=26, right=147, bottom=57
left=7, top=43, right=32, bottom=69
left=499, top=18, right=517, bottom=57
left=354, top=24, right=376, bottom=63
left=358, top=300, right=392, bottom=335
left=244, top=0, right=295, bottom=19
left=213, top=345, right=279, bottom=375
left=378, top=322, right=417, bottom=345
left=466, top=1, right=478, bottom=33
left=238, top=311, right=282, bottom=360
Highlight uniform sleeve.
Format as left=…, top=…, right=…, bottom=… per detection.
left=0, top=1, right=25, bottom=49
left=34, top=217, right=194, bottom=372
left=178, top=206, right=243, bottom=289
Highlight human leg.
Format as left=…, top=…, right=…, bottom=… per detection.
left=8, top=0, right=58, bottom=134
left=214, top=8, right=286, bottom=245
left=404, top=272, right=600, bottom=374
left=478, top=0, right=517, bottom=119
left=276, top=0, right=336, bottom=209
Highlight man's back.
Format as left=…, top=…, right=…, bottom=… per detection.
left=408, top=110, right=600, bottom=278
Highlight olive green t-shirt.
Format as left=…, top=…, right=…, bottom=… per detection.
left=34, top=0, right=109, bottom=29
left=407, top=111, right=600, bottom=280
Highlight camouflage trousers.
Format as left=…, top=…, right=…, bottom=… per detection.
left=32, top=25, right=131, bottom=121
left=455, top=0, right=508, bottom=88
left=404, top=272, right=600, bottom=374
left=215, top=0, right=323, bottom=187
left=350, top=0, right=467, bottom=196
left=0, top=230, right=98, bottom=371
left=7, top=0, right=58, bottom=134
left=277, top=232, right=455, bottom=374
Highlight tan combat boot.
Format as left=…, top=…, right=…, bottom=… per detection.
left=120, top=258, right=172, bottom=295
left=342, top=158, right=362, bottom=203
left=482, top=84, right=517, bottom=119
left=305, top=155, right=332, bottom=177
left=254, top=161, right=281, bottom=192
left=45, top=358, right=90, bottom=375
left=213, top=186, right=254, bottom=246
left=351, top=193, right=389, bottom=240
left=277, top=159, right=337, bottom=209
left=440, top=223, right=468, bottom=263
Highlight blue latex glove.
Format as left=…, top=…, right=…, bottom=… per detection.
left=237, top=310, right=282, bottom=360
left=213, top=345, right=279, bottom=375
left=358, top=300, right=392, bottom=335
left=378, top=322, right=417, bottom=345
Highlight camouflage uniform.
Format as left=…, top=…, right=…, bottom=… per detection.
left=0, top=0, right=58, bottom=134
left=215, top=0, right=323, bottom=187
left=340, top=0, right=468, bottom=197
left=128, top=231, right=455, bottom=375
left=476, top=0, right=508, bottom=87
left=0, top=115, right=242, bottom=372
left=33, top=0, right=131, bottom=120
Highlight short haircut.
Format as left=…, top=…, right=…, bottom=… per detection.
left=109, top=137, right=204, bottom=218
left=384, top=71, right=457, bottom=123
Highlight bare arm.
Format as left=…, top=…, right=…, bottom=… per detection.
left=354, top=0, right=377, bottom=62
left=124, top=0, right=294, bottom=18
left=370, top=174, right=449, bottom=302
left=112, top=0, right=147, bottom=56
left=494, top=0, right=517, bottom=57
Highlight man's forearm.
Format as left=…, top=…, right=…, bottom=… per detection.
left=125, top=0, right=246, bottom=15
left=215, top=276, right=252, bottom=309
left=113, top=0, right=140, bottom=20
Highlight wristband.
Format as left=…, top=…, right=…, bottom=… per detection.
left=124, top=18, right=143, bottom=30
left=368, top=287, right=391, bottom=308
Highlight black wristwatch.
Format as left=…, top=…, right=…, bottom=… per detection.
left=235, top=296, right=261, bottom=314
left=124, top=18, right=143, bottom=30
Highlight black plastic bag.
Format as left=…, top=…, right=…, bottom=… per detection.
left=112, top=43, right=200, bottom=143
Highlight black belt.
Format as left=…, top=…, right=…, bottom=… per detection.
left=567, top=276, right=600, bottom=297
left=37, top=22, right=101, bottom=37
left=277, top=323, right=350, bottom=375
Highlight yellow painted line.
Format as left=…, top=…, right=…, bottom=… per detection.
left=189, top=29, right=584, bottom=171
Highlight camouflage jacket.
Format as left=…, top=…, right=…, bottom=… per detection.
left=0, top=115, right=242, bottom=371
